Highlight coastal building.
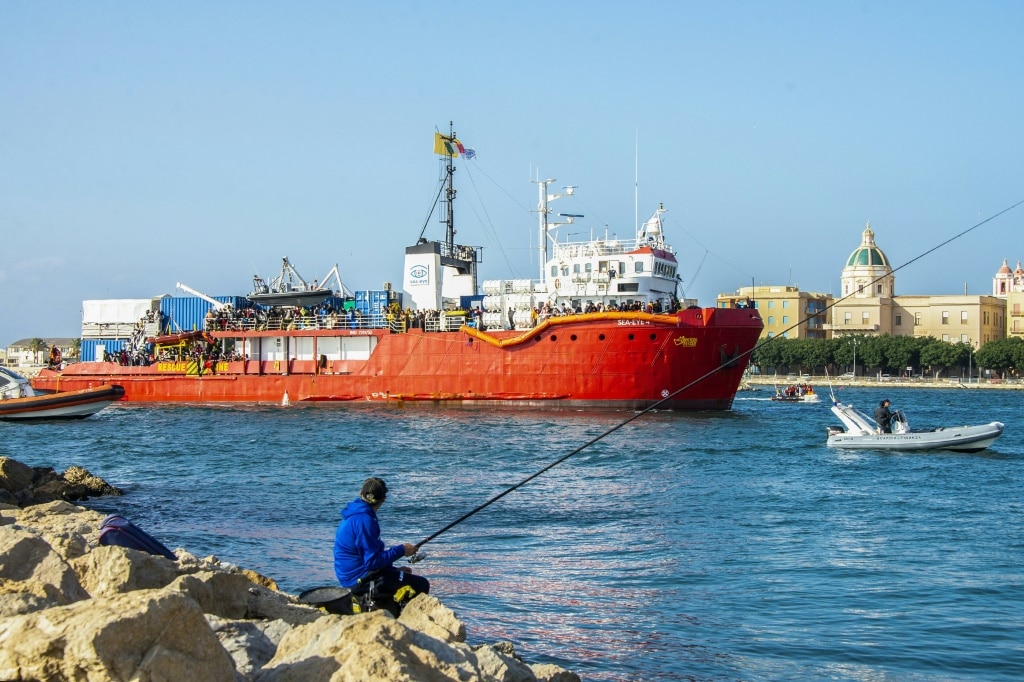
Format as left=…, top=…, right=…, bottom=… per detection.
left=4, top=338, right=78, bottom=367
left=992, top=259, right=1024, bottom=339
left=828, top=222, right=896, bottom=336
left=827, top=223, right=1006, bottom=346
left=717, top=286, right=831, bottom=339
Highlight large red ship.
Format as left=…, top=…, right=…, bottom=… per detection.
left=33, top=126, right=762, bottom=409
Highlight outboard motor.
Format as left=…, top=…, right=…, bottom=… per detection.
left=891, top=410, right=910, bottom=434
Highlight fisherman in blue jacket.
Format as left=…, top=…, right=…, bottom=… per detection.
left=333, top=477, right=429, bottom=607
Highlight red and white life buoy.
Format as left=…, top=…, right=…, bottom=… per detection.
left=554, top=279, right=561, bottom=289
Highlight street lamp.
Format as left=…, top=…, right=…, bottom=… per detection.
left=851, top=337, right=858, bottom=377
left=967, top=338, right=973, bottom=385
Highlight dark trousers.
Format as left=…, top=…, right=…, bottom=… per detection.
left=350, top=566, right=430, bottom=599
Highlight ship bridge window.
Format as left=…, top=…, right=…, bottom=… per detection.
left=635, top=262, right=645, bottom=273
left=618, top=262, right=625, bottom=276
left=561, top=266, right=569, bottom=276
left=550, top=265, right=558, bottom=277
left=617, top=283, right=639, bottom=293
left=573, top=264, right=580, bottom=274
left=585, top=263, right=592, bottom=273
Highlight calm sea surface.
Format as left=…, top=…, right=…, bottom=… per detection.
left=3, top=387, right=1022, bottom=681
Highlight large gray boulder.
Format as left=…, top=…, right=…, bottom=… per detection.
left=0, top=588, right=238, bottom=681
left=255, top=608, right=541, bottom=682
left=0, top=525, right=88, bottom=616
left=0, top=458, right=122, bottom=508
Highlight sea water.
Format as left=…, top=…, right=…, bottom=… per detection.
left=3, top=387, right=1022, bottom=681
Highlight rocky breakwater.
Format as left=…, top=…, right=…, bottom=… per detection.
left=0, top=457, right=579, bottom=681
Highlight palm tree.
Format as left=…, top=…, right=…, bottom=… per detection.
left=70, top=338, right=82, bottom=360
left=28, top=338, right=46, bottom=364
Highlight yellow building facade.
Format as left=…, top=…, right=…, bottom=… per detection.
left=717, top=285, right=831, bottom=339
left=827, top=223, right=1006, bottom=347
left=718, top=222, right=1014, bottom=346
left=992, top=259, right=1024, bottom=339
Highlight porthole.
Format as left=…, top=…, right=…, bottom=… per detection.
left=650, top=334, right=657, bottom=341
left=570, top=334, right=577, bottom=341
left=550, top=335, right=557, bottom=342
left=598, top=334, right=605, bottom=341
left=628, top=333, right=635, bottom=341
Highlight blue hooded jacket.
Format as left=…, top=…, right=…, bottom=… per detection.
left=333, top=498, right=406, bottom=587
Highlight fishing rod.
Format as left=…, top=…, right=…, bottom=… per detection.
left=410, top=198, right=1024, bottom=557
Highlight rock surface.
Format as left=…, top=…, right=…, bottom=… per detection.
left=0, top=456, right=123, bottom=508
left=0, top=458, right=580, bottom=681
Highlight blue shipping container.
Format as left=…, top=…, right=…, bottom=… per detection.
left=160, top=295, right=251, bottom=333
left=460, top=295, right=484, bottom=311
left=79, top=339, right=126, bottom=363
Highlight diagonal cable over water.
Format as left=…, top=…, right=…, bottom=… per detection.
left=415, top=197, right=1024, bottom=550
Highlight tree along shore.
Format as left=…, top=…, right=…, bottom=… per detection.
left=750, top=335, right=1024, bottom=382
left=746, top=376, right=1023, bottom=390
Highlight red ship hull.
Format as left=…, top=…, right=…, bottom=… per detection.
left=32, top=309, right=762, bottom=410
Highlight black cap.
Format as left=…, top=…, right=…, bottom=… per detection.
left=360, top=477, right=388, bottom=505
left=880, top=399, right=890, bottom=406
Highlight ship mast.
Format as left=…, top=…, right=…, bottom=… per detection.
left=443, top=121, right=457, bottom=253
left=404, top=122, right=481, bottom=311
left=534, top=178, right=578, bottom=282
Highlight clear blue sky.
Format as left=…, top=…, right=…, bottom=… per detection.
left=2, top=1, right=1022, bottom=345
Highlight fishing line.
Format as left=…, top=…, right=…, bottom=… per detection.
left=413, top=197, right=1024, bottom=552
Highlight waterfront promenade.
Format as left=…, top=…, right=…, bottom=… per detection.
left=748, top=375, right=1024, bottom=390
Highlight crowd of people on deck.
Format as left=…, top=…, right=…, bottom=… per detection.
left=196, top=296, right=683, bottom=334
left=80, top=292, right=686, bottom=372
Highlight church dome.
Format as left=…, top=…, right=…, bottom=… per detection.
left=997, top=258, right=1013, bottom=276
left=845, top=222, right=890, bottom=267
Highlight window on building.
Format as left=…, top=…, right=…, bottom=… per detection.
left=915, top=313, right=922, bottom=326
left=941, top=334, right=949, bottom=342
left=768, top=316, right=774, bottom=325
left=862, top=312, right=870, bottom=323
left=635, top=262, right=644, bottom=273
left=782, top=300, right=789, bottom=309
left=782, top=331, right=789, bottom=338
left=844, top=312, right=852, bottom=325
left=942, top=311, right=949, bottom=325
left=876, top=284, right=883, bottom=294
left=895, top=315, right=902, bottom=326
left=783, top=316, right=789, bottom=324
left=961, top=311, right=968, bottom=324
left=767, top=331, right=774, bottom=338
left=767, top=301, right=774, bottom=309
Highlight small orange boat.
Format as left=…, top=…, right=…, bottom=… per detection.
left=0, top=367, right=123, bottom=421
